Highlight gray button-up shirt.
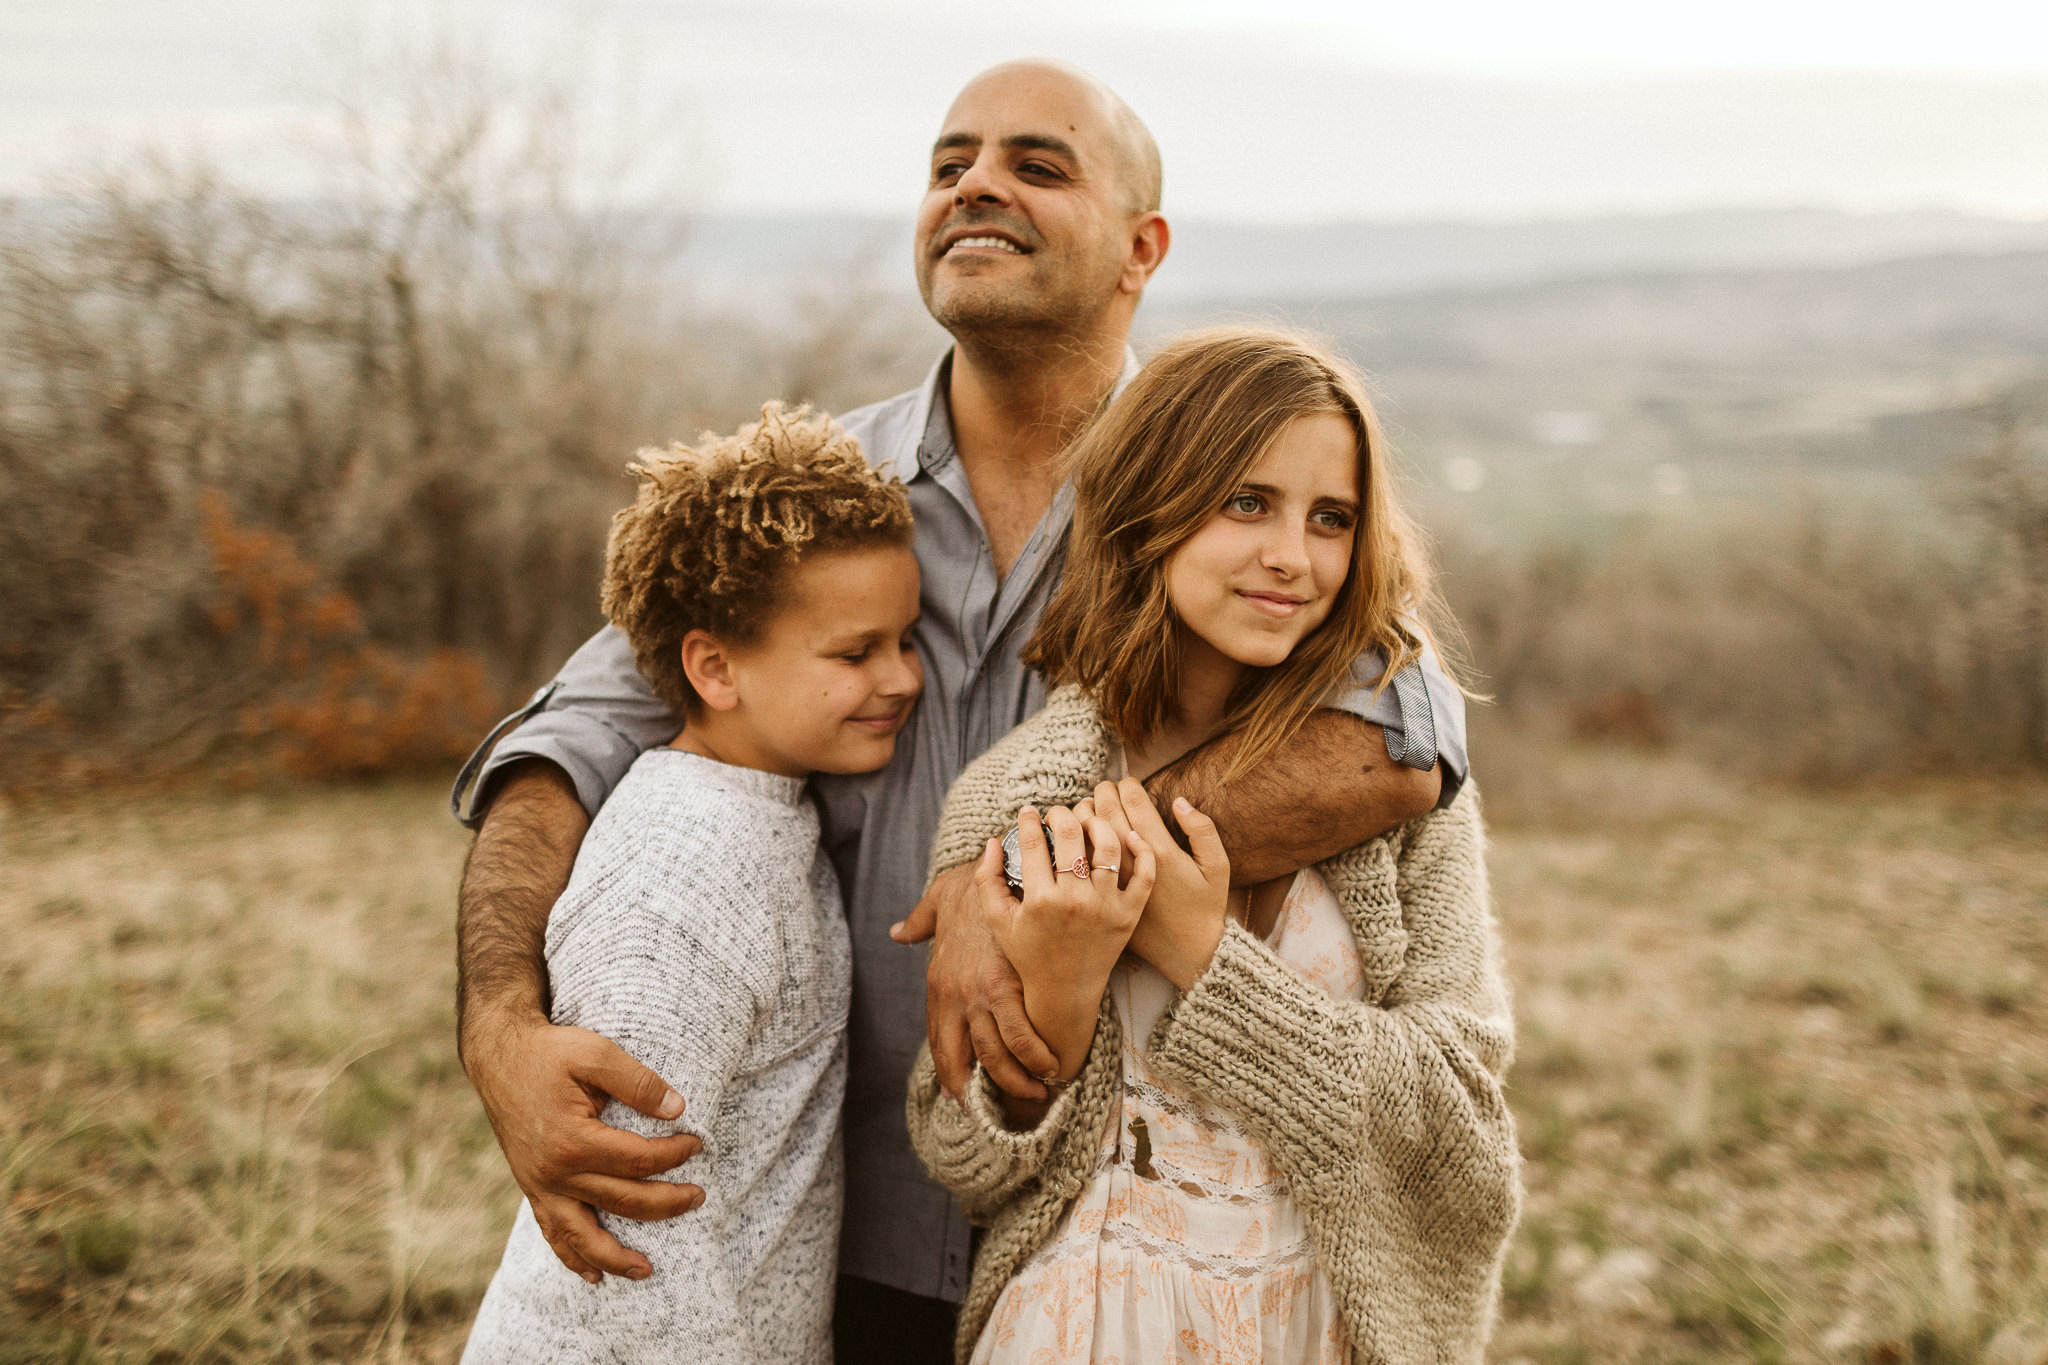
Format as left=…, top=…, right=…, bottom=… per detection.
left=452, top=348, right=1469, bottom=1302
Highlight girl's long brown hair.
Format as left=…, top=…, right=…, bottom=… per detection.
left=1023, top=325, right=1452, bottom=781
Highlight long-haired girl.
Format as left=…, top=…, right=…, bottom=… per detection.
left=907, top=326, right=1519, bottom=1364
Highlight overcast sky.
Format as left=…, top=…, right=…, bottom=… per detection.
left=4, top=0, right=2047, bottom=222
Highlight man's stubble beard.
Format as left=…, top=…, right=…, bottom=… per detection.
left=919, top=249, right=1129, bottom=372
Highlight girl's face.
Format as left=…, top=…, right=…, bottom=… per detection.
left=1164, top=411, right=1360, bottom=673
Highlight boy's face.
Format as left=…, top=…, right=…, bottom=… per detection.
left=723, top=544, right=924, bottom=777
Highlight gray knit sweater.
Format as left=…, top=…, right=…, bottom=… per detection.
left=465, top=748, right=850, bottom=1365
left=906, top=687, right=1521, bottom=1365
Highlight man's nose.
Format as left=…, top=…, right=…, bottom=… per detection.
left=952, top=151, right=1009, bottom=205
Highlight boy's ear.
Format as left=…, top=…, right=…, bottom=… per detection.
left=679, top=630, right=741, bottom=712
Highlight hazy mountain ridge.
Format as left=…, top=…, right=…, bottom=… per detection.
left=664, top=205, right=2048, bottom=302
left=1151, top=207, right=2048, bottom=302
left=677, top=211, right=2048, bottom=530
left=1136, top=246, right=2048, bottom=531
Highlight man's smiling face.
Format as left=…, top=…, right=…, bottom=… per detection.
left=914, top=62, right=1145, bottom=340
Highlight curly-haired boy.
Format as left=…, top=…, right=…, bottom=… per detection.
left=465, top=403, right=921, bottom=1364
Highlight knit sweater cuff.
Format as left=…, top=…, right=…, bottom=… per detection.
left=1147, top=918, right=1355, bottom=1165
left=965, top=1063, right=1083, bottom=1152
left=909, top=1052, right=1083, bottom=1214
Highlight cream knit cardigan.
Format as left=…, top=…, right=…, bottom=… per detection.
left=906, top=686, right=1521, bottom=1365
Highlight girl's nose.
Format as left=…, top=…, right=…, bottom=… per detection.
left=1260, top=518, right=1313, bottom=579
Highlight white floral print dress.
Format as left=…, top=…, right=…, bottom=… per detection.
left=970, top=867, right=1361, bottom=1365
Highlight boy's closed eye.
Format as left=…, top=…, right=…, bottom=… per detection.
left=826, top=625, right=920, bottom=665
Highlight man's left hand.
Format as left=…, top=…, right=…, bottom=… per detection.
left=893, top=864, right=1059, bottom=1101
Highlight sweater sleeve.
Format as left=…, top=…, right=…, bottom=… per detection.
left=541, top=812, right=791, bottom=1362
left=924, top=722, right=1034, bottom=884
left=1144, top=792, right=1519, bottom=1247
left=924, top=687, right=1108, bottom=884
left=905, top=995, right=1121, bottom=1225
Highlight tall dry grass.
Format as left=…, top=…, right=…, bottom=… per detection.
left=1485, top=765, right=2048, bottom=1365
left=3, top=768, right=2043, bottom=1362
left=0, top=784, right=500, bottom=1361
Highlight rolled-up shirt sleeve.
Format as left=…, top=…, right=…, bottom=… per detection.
left=1328, top=635, right=1470, bottom=809
left=451, top=625, right=680, bottom=827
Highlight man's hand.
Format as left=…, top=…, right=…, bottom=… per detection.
left=458, top=758, right=702, bottom=1282
left=891, top=863, right=1059, bottom=1101
left=465, top=1010, right=704, bottom=1282
left=1144, top=712, right=1439, bottom=885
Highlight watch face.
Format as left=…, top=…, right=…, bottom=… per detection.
left=1000, top=825, right=1025, bottom=896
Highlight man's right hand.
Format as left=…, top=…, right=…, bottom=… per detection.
left=891, top=862, right=1059, bottom=1101
left=465, top=1007, right=704, bottom=1283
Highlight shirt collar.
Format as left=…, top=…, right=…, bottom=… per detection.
left=912, top=343, right=1144, bottom=480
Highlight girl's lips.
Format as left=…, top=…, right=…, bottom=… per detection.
left=1238, top=590, right=1308, bottom=618
left=848, top=710, right=906, bottom=733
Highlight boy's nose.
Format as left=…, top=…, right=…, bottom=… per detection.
left=881, top=648, right=925, bottom=697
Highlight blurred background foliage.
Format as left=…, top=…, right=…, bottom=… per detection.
left=0, top=33, right=934, bottom=783
left=0, top=28, right=2042, bottom=787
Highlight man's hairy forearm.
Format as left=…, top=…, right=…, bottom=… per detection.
left=456, top=759, right=590, bottom=1062
left=1145, top=711, right=1439, bottom=886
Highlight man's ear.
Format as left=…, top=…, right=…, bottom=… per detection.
left=1118, top=212, right=1170, bottom=296
left=680, top=629, right=742, bottom=712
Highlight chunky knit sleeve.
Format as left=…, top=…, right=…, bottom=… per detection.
left=924, top=733, right=1023, bottom=884
left=904, top=996, right=1120, bottom=1226
left=925, top=686, right=1110, bottom=884
left=1144, top=791, right=1520, bottom=1360
left=909, top=690, right=1122, bottom=1230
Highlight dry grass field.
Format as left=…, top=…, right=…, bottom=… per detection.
left=2, top=758, right=2044, bottom=1363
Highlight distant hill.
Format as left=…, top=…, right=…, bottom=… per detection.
left=16, top=191, right=2034, bottom=531
left=668, top=205, right=2048, bottom=304
left=660, top=210, right=2048, bottom=529
left=1146, top=207, right=2048, bottom=302
left=1140, top=247, right=2048, bottom=534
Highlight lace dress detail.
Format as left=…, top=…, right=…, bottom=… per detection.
left=970, top=867, right=1361, bottom=1365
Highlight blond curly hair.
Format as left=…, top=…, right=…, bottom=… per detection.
left=601, top=402, right=913, bottom=715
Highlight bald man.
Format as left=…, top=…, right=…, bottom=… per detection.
left=451, top=59, right=1469, bottom=1364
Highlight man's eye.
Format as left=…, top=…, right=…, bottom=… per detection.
left=933, top=160, right=968, bottom=182
left=1019, top=160, right=1060, bottom=178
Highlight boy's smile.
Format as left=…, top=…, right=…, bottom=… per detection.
left=672, top=543, right=924, bottom=778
